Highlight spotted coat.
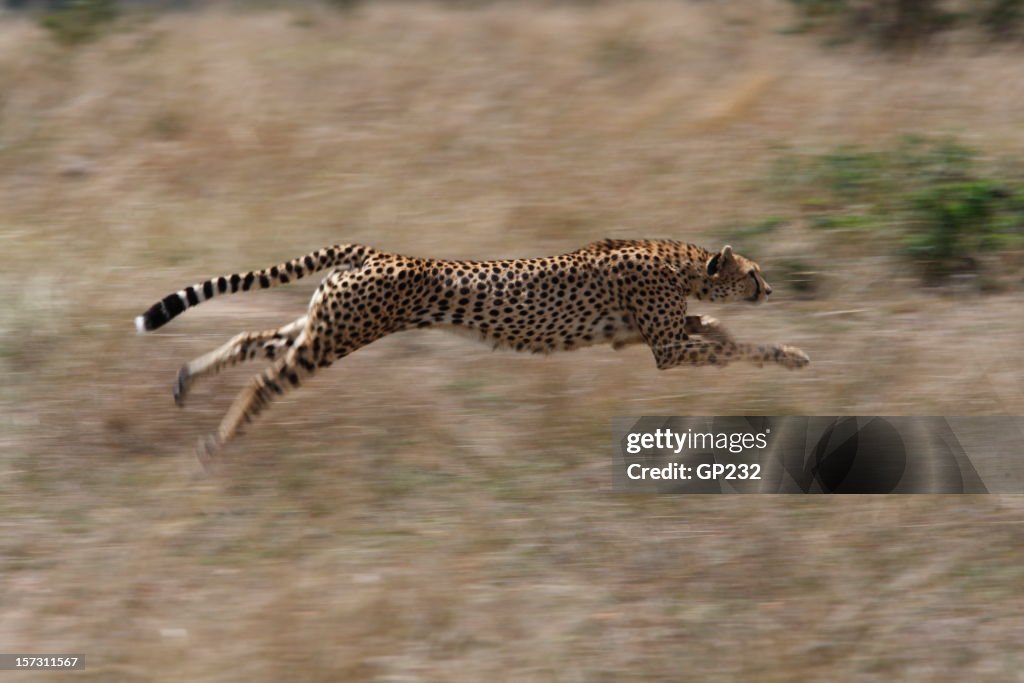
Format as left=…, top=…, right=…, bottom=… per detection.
left=136, top=239, right=809, bottom=465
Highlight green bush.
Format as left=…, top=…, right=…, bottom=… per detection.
left=772, top=137, right=1024, bottom=285
left=979, top=0, right=1024, bottom=38
left=906, top=180, right=1022, bottom=281
left=40, top=0, right=119, bottom=47
left=786, top=0, right=1024, bottom=47
left=786, top=0, right=953, bottom=47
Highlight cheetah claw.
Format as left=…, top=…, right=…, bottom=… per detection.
left=174, top=366, right=191, bottom=408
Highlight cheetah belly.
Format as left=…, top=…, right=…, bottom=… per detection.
left=437, top=307, right=639, bottom=354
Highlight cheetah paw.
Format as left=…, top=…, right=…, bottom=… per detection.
left=174, top=366, right=192, bottom=408
left=775, top=345, right=810, bottom=369
left=195, top=434, right=222, bottom=474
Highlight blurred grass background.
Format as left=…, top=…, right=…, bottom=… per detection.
left=1, top=1, right=1023, bottom=680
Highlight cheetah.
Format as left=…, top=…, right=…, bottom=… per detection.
left=135, top=239, right=808, bottom=464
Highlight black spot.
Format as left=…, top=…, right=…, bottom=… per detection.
left=185, top=287, right=199, bottom=306
left=202, top=281, right=214, bottom=299
left=217, top=277, right=228, bottom=293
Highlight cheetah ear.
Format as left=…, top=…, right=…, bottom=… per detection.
left=707, top=253, right=721, bottom=276
left=707, top=245, right=735, bottom=276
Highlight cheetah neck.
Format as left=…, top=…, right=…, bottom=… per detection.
left=667, top=243, right=715, bottom=300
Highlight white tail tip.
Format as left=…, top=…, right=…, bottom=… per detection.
left=135, top=315, right=147, bottom=334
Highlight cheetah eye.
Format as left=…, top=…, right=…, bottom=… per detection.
left=707, top=254, right=721, bottom=276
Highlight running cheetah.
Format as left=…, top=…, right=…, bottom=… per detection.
left=135, top=239, right=808, bottom=464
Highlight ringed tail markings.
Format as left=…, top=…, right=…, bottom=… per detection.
left=134, top=244, right=371, bottom=333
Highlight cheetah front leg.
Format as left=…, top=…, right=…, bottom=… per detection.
left=651, top=338, right=809, bottom=370
left=623, top=272, right=808, bottom=371
left=679, top=315, right=808, bottom=368
left=682, top=315, right=733, bottom=345
left=612, top=315, right=729, bottom=350
left=175, top=315, right=308, bottom=407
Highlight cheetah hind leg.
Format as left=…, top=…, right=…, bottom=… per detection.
left=196, top=340, right=323, bottom=468
left=175, top=315, right=308, bottom=407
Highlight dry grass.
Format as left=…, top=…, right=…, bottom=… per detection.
left=1, top=1, right=1023, bottom=680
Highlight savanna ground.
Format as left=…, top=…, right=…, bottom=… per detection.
left=2, top=1, right=1023, bottom=681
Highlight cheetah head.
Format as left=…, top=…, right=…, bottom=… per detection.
left=705, top=245, right=772, bottom=304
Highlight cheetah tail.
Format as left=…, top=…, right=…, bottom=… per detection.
left=134, top=243, right=370, bottom=333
